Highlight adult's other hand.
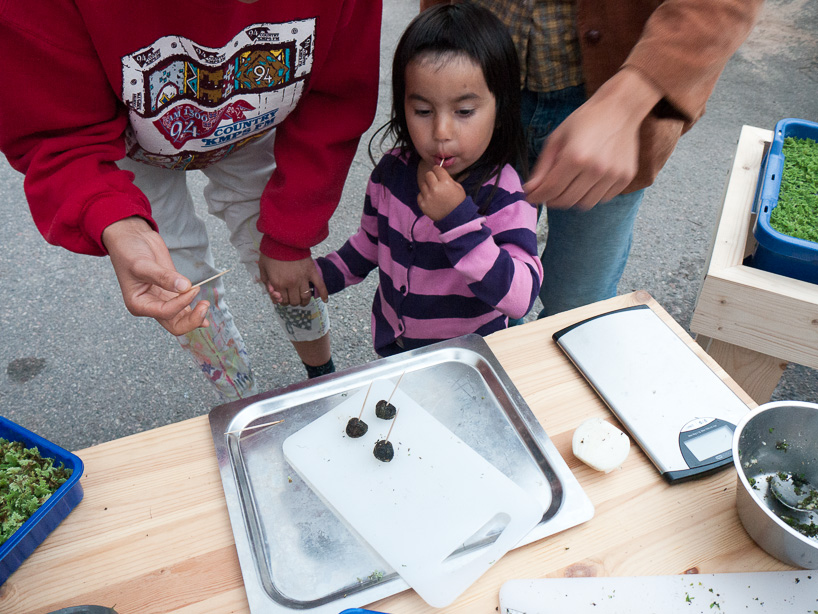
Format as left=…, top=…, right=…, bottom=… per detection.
left=524, top=68, right=662, bottom=211
left=259, top=254, right=328, bottom=307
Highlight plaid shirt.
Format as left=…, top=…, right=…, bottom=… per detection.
left=470, top=0, right=582, bottom=92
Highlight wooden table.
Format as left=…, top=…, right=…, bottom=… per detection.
left=1, top=291, right=789, bottom=614
left=690, top=125, right=818, bottom=404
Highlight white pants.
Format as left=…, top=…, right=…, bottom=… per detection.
left=118, top=130, right=330, bottom=401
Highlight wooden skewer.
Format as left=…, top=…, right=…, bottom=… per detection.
left=225, top=418, right=284, bottom=436
left=386, top=371, right=406, bottom=404
left=191, top=269, right=231, bottom=289
left=378, top=371, right=406, bottom=443
left=384, top=402, right=400, bottom=443
left=357, top=381, right=374, bottom=419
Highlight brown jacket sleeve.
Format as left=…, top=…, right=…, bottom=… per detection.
left=623, top=0, right=764, bottom=126
left=577, top=0, right=764, bottom=190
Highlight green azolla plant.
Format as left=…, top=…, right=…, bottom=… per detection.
left=770, top=136, right=818, bottom=243
left=0, top=438, right=72, bottom=545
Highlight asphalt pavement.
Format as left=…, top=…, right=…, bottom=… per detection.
left=1, top=0, right=816, bottom=452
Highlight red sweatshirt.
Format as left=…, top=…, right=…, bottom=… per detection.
left=0, top=0, right=381, bottom=260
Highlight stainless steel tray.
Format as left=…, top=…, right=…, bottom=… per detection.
left=209, top=334, right=593, bottom=614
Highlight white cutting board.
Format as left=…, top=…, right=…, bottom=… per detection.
left=499, top=570, right=818, bottom=613
left=283, top=379, right=544, bottom=608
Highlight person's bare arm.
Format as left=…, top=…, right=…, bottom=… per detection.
left=523, top=68, right=662, bottom=210
left=102, top=217, right=210, bottom=335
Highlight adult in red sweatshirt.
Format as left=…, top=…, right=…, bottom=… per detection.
left=0, top=0, right=381, bottom=398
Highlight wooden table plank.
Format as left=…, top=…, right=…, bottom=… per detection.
left=0, top=292, right=785, bottom=614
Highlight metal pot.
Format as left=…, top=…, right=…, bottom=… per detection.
left=732, top=400, right=818, bottom=568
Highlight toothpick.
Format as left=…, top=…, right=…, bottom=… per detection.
left=386, top=371, right=406, bottom=404
left=225, top=418, right=284, bottom=436
left=376, top=372, right=407, bottom=443
left=384, top=402, right=400, bottom=443
left=191, top=269, right=231, bottom=289
left=357, top=381, right=374, bottom=419
left=439, top=157, right=445, bottom=167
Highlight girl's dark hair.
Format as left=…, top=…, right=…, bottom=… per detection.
left=373, top=3, right=525, bottom=204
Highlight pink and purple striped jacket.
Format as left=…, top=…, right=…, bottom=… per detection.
left=316, top=151, right=543, bottom=356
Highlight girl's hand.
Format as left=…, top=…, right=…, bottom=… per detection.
left=417, top=165, right=466, bottom=221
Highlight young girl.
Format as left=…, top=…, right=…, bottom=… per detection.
left=315, top=3, right=543, bottom=356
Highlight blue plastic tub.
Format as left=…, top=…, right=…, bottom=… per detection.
left=0, top=416, right=84, bottom=585
left=749, top=118, right=818, bottom=284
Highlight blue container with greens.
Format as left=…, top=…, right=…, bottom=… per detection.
left=750, top=118, right=818, bottom=284
left=0, top=416, right=84, bottom=585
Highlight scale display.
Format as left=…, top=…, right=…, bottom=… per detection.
left=553, top=305, right=750, bottom=483
left=681, top=419, right=734, bottom=463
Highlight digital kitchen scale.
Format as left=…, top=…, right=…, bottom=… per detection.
left=553, top=305, right=750, bottom=483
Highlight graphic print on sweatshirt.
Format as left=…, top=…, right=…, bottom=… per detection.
left=121, top=20, right=315, bottom=170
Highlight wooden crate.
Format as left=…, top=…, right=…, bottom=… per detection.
left=690, top=125, right=818, bottom=404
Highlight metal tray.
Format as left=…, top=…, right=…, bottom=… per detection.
left=209, top=334, right=593, bottom=614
